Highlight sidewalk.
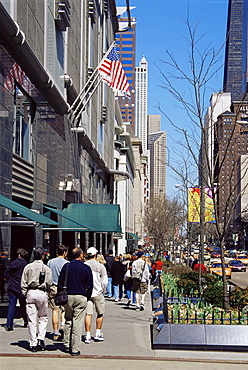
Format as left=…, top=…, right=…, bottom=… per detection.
left=1, top=292, right=248, bottom=369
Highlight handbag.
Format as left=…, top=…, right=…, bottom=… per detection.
left=124, top=268, right=131, bottom=282
left=54, top=263, right=69, bottom=306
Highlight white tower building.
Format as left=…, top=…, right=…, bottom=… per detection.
left=135, top=56, right=148, bottom=153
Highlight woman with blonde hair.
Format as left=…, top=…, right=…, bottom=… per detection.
left=96, top=254, right=106, bottom=265
left=123, top=254, right=133, bottom=306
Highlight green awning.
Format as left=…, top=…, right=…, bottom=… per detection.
left=44, top=206, right=92, bottom=230
left=0, top=194, right=58, bottom=225
left=62, top=203, right=122, bottom=233
left=127, top=232, right=141, bottom=240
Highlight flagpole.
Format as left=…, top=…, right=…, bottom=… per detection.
left=74, top=77, right=102, bottom=122
left=69, top=41, right=116, bottom=112
left=72, top=71, right=101, bottom=115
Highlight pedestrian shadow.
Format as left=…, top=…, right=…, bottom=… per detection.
left=10, top=340, right=30, bottom=351
left=10, top=340, right=65, bottom=353
left=120, top=304, right=136, bottom=310
left=45, top=331, right=63, bottom=342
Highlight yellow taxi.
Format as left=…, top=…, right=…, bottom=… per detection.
left=236, top=255, right=248, bottom=265
left=209, top=262, right=232, bottom=278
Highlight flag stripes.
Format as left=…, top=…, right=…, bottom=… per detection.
left=99, top=46, right=130, bottom=97
left=4, top=62, right=31, bottom=94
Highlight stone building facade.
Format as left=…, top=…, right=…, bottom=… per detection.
left=0, top=0, right=133, bottom=261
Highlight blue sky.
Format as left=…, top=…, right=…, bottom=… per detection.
left=126, top=1, right=229, bottom=195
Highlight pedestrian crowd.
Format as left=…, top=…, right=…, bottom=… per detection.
left=1, top=245, right=162, bottom=356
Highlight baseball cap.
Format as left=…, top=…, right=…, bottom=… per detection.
left=137, top=251, right=144, bottom=258
left=87, top=247, right=98, bottom=256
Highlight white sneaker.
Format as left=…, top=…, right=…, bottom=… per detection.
left=94, top=332, right=104, bottom=342
left=114, top=298, right=119, bottom=302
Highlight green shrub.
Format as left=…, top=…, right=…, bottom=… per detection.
left=230, top=287, right=248, bottom=310
left=163, top=271, right=224, bottom=308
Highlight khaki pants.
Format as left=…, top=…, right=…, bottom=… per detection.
left=64, top=295, right=87, bottom=353
left=26, top=289, right=48, bottom=347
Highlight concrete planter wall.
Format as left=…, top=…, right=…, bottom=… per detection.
left=151, top=279, right=248, bottom=351
left=151, top=323, right=248, bottom=351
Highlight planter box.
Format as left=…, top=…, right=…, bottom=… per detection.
left=151, top=323, right=248, bottom=351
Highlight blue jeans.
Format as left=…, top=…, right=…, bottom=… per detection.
left=6, top=292, right=27, bottom=327
left=106, top=277, right=113, bottom=297
left=124, top=279, right=133, bottom=300
left=132, top=292, right=136, bottom=304
left=126, top=289, right=131, bottom=300
left=113, top=284, right=123, bottom=300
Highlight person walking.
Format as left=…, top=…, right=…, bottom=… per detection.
left=104, top=249, right=115, bottom=297
left=58, top=247, right=93, bottom=356
left=47, top=245, right=69, bottom=341
left=4, top=248, right=28, bottom=331
left=131, top=251, right=149, bottom=311
left=191, top=255, right=199, bottom=270
left=110, top=256, right=125, bottom=302
left=21, top=247, right=52, bottom=352
left=193, top=261, right=207, bottom=274
left=152, top=256, right=163, bottom=279
left=123, top=254, right=133, bottom=306
left=84, top=247, right=108, bottom=343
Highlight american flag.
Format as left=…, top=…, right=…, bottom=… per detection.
left=4, top=62, right=31, bottom=94
left=99, top=46, right=130, bottom=96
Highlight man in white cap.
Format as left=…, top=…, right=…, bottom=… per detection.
left=84, top=247, right=108, bottom=343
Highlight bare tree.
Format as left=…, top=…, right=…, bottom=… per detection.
left=157, top=13, right=248, bottom=310
left=144, top=195, right=185, bottom=257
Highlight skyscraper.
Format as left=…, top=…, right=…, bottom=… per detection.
left=148, top=115, right=161, bottom=135
left=116, top=9, right=136, bottom=135
left=148, top=131, right=166, bottom=198
left=223, top=0, right=248, bottom=99
left=135, top=56, right=148, bottom=153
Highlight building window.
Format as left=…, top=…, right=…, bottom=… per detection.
left=13, top=85, right=35, bottom=163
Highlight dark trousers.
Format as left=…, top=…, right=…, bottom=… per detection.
left=6, top=292, right=27, bottom=327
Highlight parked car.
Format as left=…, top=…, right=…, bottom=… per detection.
left=228, top=260, right=246, bottom=272
left=209, top=262, right=232, bottom=278
left=211, top=251, right=221, bottom=258
left=236, top=255, right=248, bottom=265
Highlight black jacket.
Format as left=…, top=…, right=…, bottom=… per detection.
left=105, top=255, right=115, bottom=277
left=5, top=257, right=27, bottom=295
left=110, top=261, right=125, bottom=285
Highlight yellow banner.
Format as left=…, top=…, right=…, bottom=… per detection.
left=188, top=187, right=215, bottom=223
left=188, top=187, right=200, bottom=222
left=205, top=188, right=215, bottom=223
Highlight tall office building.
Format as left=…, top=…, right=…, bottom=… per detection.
left=148, top=131, right=166, bottom=198
left=223, top=0, right=248, bottom=99
left=116, top=9, right=136, bottom=136
left=213, top=96, right=248, bottom=233
left=135, top=56, right=148, bottom=153
left=148, top=115, right=161, bottom=134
